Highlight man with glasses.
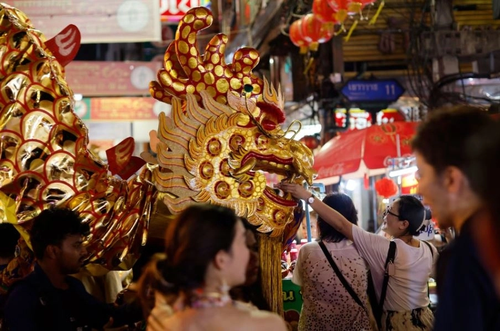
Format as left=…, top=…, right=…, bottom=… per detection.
left=412, top=106, right=500, bottom=331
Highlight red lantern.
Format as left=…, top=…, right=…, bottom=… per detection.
left=300, top=135, right=320, bottom=150
left=375, top=177, right=398, bottom=198
left=313, top=0, right=339, bottom=25
left=289, top=19, right=309, bottom=54
left=327, top=0, right=359, bottom=22
left=300, top=14, right=333, bottom=52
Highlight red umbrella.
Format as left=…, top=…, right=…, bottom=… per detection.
left=314, top=122, right=419, bottom=180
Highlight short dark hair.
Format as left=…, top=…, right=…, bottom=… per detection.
left=161, top=204, right=240, bottom=292
left=412, top=106, right=493, bottom=174
left=318, top=193, right=358, bottom=242
left=30, top=208, right=90, bottom=259
left=397, top=195, right=425, bottom=236
left=0, top=223, right=20, bottom=259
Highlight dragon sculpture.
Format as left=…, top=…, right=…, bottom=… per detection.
left=0, top=3, right=315, bottom=311
left=147, top=6, right=315, bottom=236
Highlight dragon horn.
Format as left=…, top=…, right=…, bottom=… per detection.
left=45, top=24, right=81, bottom=67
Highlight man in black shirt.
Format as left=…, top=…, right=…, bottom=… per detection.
left=0, top=224, right=19, bottom=273
left=412, top=106, right=500, bottom=330
left=4, top=208, right=141, bottom=330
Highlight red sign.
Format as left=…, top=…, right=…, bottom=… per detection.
left=160, top=0, right=211, bottom=22
left=335, top=108, right=405, bottom=131
left=335, top=109, right=372, bottom=131
left=65, top=61, right=162, bottom=97
left=11, top=0, right=161, bottom=43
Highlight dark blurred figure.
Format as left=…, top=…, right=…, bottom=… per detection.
left=3, top=208, right=142, bottom=331
left=412, top=105, right=500, bottom=331
left=0, top=224, right=19, bottom=272
left=0, top=224, right=21, bottom=327
left=466, top=119, right=500, bottom=301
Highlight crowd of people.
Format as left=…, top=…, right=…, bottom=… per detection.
left=0, top=105, right=499, bottom=330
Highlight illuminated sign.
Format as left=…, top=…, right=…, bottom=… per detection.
left=160, top=0, right=211, bottom=22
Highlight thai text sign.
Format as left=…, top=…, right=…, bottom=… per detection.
left=10, top=0, right=161, bottom=43
left=66, top=61, right=162, bottom=97
left=74, top=97, right=171, bottom=121
left=341, top=79, right=405, bottom=103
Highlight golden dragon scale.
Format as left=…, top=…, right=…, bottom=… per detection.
left=0, top=3, right=315, bottom=281
left=0, top=4, right=154, bottom=275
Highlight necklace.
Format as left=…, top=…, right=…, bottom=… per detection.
left=190, top=288, right=233, bottom=309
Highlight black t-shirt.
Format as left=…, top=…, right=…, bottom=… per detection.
left=4, top=264, right=142, bottom=330
left=434, top=217, right=500, bottom=330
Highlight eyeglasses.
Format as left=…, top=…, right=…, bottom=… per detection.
left=384, top=208, right=402, bottom=219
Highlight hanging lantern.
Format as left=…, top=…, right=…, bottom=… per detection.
left=313, top=0, right=339, bottom=27
left=326, top=0, right=351, bottom=23
left=289, top=19, right=309, bottom=54
left=375, top=177, right=398, bottom=198
left=300, top=14, right=333, bottom=52
left=300, top=135, right=320, bottom=150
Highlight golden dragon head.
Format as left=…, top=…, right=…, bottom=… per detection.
left=149, top=7, right=315, bottom=236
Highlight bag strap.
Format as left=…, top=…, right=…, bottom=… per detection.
left=318, top=241, right=364, bottom=308
left=421, top=240, right=434, bottom=258
left=379, top=241, right=397, bottom=310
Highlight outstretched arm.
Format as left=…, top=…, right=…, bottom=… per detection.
left=278, top=183, right=354, bottom=241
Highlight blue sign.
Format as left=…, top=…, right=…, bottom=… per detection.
left=341, top=79, right=405, bottom=102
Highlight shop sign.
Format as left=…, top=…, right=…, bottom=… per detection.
left=401, top=173, right=418, bottom=194
left=90, top=98, right=156, bottom=120
left=335, top=108, right=405, bottom=131
left=160, top=0, right=211, bottom=22
left=335, top=109, right=372, bottom=131
left=65, top=61, right=162, bottom=97
left=11, top=0, right=161, bottom=43
left=74, top=99, right=91, bottom=120
left=341, top=79, right=405, bottom=103
left=79, top=97, right=172, bottom=121
left=282, top=279, right=302, bottom=329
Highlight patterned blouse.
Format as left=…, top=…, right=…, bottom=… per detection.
left=292, top=240, right=371, bottom=331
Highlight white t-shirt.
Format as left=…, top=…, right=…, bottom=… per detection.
left=352, top=225, right=438, bottom=312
